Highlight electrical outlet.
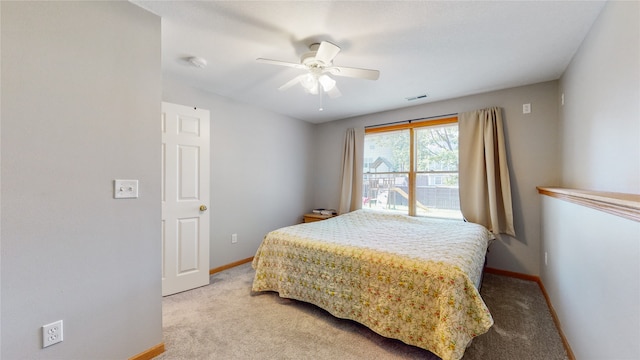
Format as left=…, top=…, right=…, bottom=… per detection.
left=522, top=103, right=531, bottom=114
left=42, top=320, right=63, bottom=348
left=231, top=233, right=238, bottom=244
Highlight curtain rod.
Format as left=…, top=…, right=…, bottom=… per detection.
left=364, top=112, right=458, bottom=129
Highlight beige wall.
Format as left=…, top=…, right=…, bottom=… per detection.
left=542, top=1, right=640, bottom=358
left=1, top=2, right=162, bottom=358
left=314, top=81, right=561, bottom=276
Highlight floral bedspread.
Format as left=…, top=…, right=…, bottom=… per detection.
left=251, top=209, right=494, bottom=360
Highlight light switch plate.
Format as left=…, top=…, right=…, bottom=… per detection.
left=114, top=179, right=139, bottom=199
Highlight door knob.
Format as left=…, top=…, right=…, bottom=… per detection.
left=199, top=205, right=208, bottom=211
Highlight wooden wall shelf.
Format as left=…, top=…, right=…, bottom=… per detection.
left=537, top=187, right=640, bottom=223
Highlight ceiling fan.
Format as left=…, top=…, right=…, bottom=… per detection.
left=257, top=41, right=380, bottom=99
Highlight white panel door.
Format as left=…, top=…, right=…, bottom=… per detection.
left=161, top=102, right=210, bottom=296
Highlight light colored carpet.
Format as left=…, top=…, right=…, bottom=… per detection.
left=155, top=263, right=567, bottom=359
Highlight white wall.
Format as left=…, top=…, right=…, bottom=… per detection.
left=1, top=2, right=162, bottom=359
left=163, top=75, right=316, bottom=268
left=559, top=1, right=640, bottom=194
left=314, top=81, right=561, bottom=276
left=542, top=1, right=640, bottom=359
left=541, top=197, right=639, bottom=359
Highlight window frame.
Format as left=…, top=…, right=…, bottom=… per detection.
left=364, top=116, right=458, bottom=217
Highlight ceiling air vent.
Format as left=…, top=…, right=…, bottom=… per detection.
left=405, top=94, right=428, bottom=101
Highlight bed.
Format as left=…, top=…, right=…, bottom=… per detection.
left=251, top=209, right=494, bottom=360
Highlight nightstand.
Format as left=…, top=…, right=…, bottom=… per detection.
left=303, top=213, right=336, bottom=223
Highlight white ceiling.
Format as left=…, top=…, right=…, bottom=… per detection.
left=132, top=1, right=606, bottom=124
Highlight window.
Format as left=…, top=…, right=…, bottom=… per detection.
left=362, top=117, right=462, bottom=219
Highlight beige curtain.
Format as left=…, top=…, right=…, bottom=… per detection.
left=459, top=107, right=515, bottom=236
left=338, top=128, right=364, bottom=214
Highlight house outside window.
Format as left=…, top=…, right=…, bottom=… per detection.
left=362, top=117, right=462, bottom=219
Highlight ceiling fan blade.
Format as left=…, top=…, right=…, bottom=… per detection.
left=328, top=66, right=380, bottom=80
left=257, top=58, right=305, bottom=69
left=315, top=41, right=341, bottom=65
left=278, top=75, right=305, bottom=91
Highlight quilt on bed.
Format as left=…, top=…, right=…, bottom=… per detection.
left=251, top=209, right=494, bottom=360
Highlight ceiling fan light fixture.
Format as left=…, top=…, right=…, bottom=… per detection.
left=318, top=74, right=336, bottom=92
left=300, top=73, right=318, bottom=93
